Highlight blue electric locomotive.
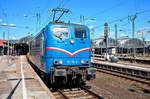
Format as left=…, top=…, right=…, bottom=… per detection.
left=28, top=22, right=96, bottom=85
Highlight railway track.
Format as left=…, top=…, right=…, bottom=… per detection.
left=92, top=54, right=150, bottom=65
left=92, top=59, right=150, bottom=86
left=96, top=67, right=150, bottom=85
left=52, top=86, right=103, bottom=99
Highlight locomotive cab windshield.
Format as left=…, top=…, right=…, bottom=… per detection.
left=52, top=27, right=69, bottom=40
left=75, top=28, right=87, bottom=40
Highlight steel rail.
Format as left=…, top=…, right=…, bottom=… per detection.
left=93, top=63, right=150, bottom=85
left=80, top=85, right=104, bottom=99
left=97, top=68, right=150, bottom=85
left=58, top=89, right=69, bottom=99
left=54, top=87, right=103, bottom=99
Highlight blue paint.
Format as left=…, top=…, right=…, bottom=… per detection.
left=30, top=22, right=91, bottom=74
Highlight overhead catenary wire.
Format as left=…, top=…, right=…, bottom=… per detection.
left=94, top=8, right=150, bottom=29
left=85, top=0, right=129, bottom=20
left=35, top=12, right=53, bottom=33
left=56, top=0, right=129, bottom=24
left=64, top=0, right=128, bottom=23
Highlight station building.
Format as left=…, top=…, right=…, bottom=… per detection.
left=0, top=35, right=33, bottom=55
left=145, top=40, right=150, bottom=53
left=92, top=36, right=149, bottom=55
left=0, top=40, right=7, bottom=55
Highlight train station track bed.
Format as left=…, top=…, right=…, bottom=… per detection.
left=87, top=71, right=150, bottom=99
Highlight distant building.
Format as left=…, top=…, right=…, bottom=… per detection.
left=92, top=37, right=118, bottom=48
left=0, top=40, right=7, bottom=46
left=92, top=37, right=118, bottom=54
left=93, top=36, right=144, bottom=48
left=92, top=36, right=145, bottom=54
left=0, top=40, right=7, bottom=55
left=18, top=35, right=33, bottom=43
left=118, top=37, right=144, bottom=48
left=145, top=40, right=150, bottom=47
left=0, top=40, right=19, bottom=55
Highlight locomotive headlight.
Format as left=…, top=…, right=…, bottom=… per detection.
left=81, top=60, right=84, bottom=64
left=54, top=60, right=58, bottom=64
left=70, top=40, right=74, bottom=44
left=86, top=61, right=89, bottom=64
left=59, top=60, right=63, bottom=64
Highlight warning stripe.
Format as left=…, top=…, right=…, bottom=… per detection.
left=45, top=47, right=91, bottom=56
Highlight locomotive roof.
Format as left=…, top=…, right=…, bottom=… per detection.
left=49, top=22, right=87, bottom=27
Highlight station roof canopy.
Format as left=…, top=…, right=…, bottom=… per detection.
left=0, top=40, right=7, bottom=46
left=93, top=36, right=144, bottom=48
left=18, top=35, right=33, bottom=43
left=118, top=37, right=144, bottom=48
left=92, top=38, right=119, bottom=48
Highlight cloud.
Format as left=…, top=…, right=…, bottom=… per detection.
left=88, top=26, right=94, bottom=29
left=101, top=33, right=104, bottom=36
left=140, top=26, right=150, bottom=30
left=11, top=36, right=16, bottom=40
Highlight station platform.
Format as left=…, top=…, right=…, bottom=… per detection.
left=0, top=56, right=55, bottom=99
left=92, top=57, right=150, bottom=72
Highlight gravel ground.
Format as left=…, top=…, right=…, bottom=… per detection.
left=87, top=71, right=150, bottom=99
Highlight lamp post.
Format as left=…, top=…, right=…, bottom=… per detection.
left=7, top=30, right=9, bottom=56
left=115, top=24, right=118, bottom=55
left=89, top=26, right=95, bottom=54
left=2, top=32, right=5, bottom=55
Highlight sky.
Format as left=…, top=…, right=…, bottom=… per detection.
left=0, top=0, right=150, bottom=40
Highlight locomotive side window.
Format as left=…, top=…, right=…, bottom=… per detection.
left=75, top=28, right=87, bottom=40
left=52, top=27, right=69, bottom=40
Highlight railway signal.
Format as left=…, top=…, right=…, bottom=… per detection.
left=104, top=23, right=109, bottom=42
left=104, top=22, right=109, bottom=60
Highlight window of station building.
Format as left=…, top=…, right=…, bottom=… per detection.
left=75, top=28, right=87, bottom=40
left=52, top=27, right=69, bottom=40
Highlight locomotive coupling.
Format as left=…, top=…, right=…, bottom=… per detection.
left=54, top=69, right=67, bottom=77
